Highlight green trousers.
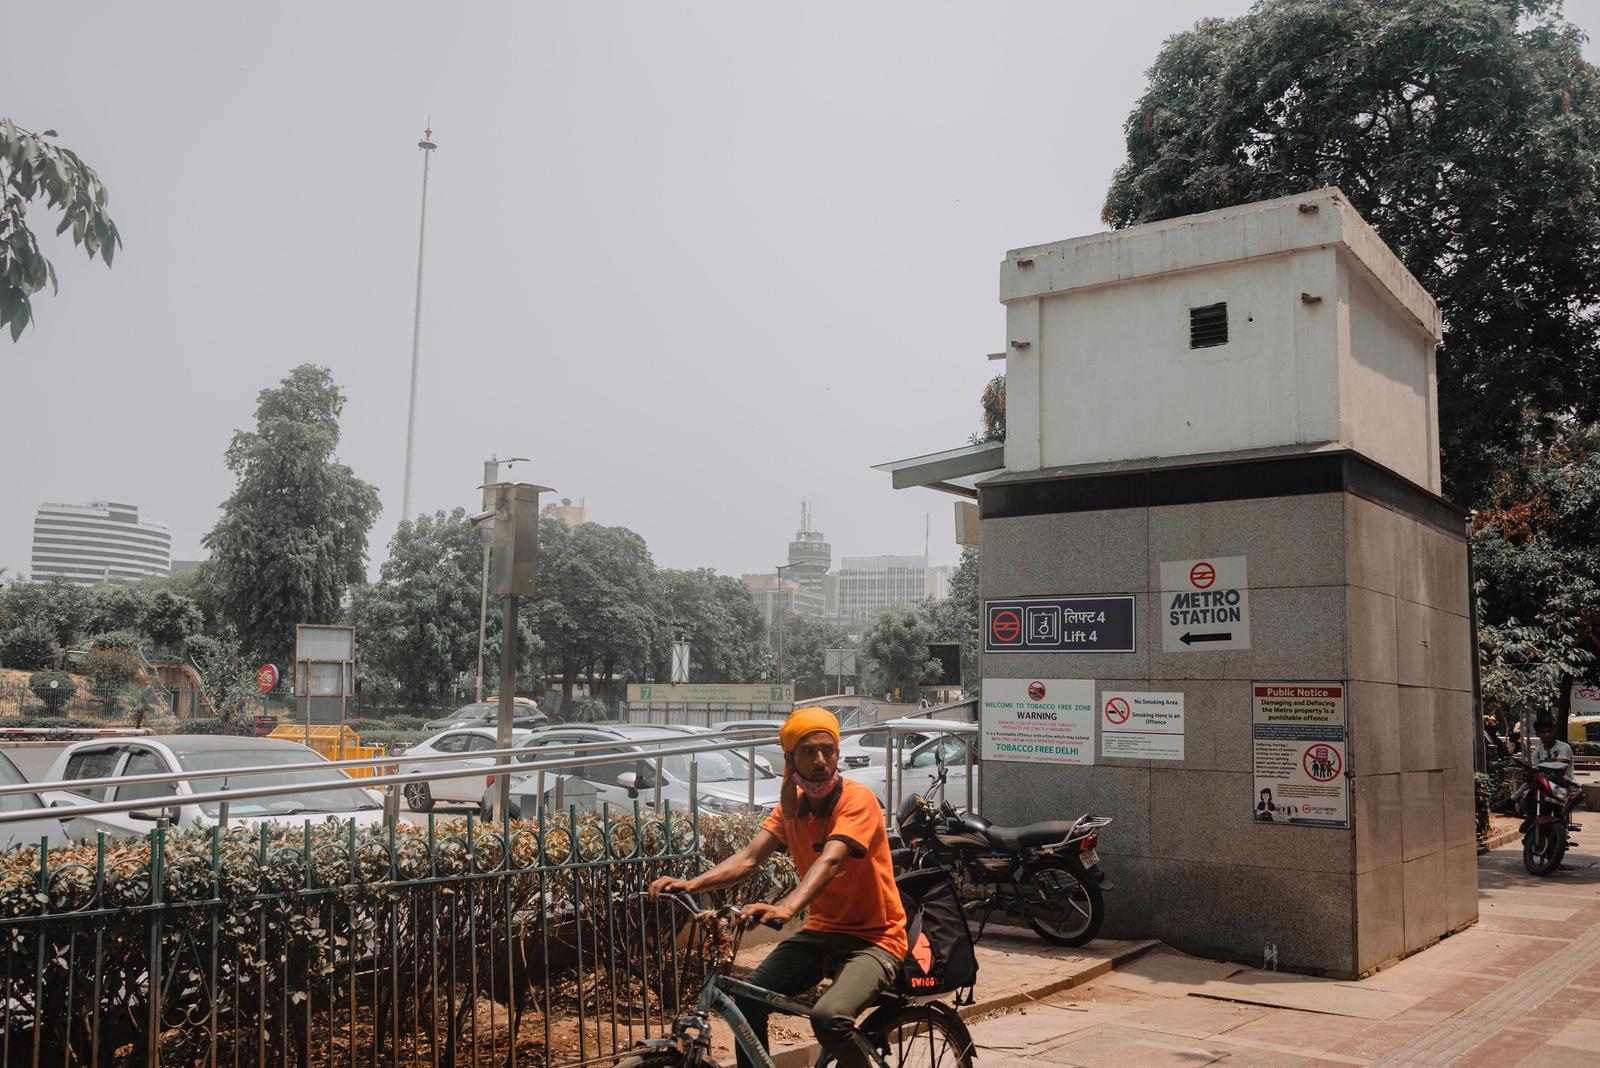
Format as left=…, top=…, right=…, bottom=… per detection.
left=734, top=929, right=901, bottom=1068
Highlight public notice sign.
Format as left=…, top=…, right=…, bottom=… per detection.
left=1251, top=682, right=1348, bottom=828
left=981, top=678, right=1096, bottom=765
left=984, top=596, right=1136, bottom=654
left=1099, top=691, right=1185, bottom=760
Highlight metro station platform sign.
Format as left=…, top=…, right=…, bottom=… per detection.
left=984, top=595, right=1136, bottom=654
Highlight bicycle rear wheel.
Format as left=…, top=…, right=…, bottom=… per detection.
left=863, top=1005, right=975, bottom=1068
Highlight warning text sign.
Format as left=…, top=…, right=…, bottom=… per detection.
left=1099, top=691, right=1185, bottom=760
left=1160, top=556, right=1252, bottom=652
left=1251, top=682, right=1348, bottom=828
left=981, top=678, right=1096, bottom=765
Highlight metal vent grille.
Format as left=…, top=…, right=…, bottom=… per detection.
left=1190, top=302, right=1228, bottom=348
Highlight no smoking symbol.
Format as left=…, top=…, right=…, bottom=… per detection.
left=1104, top=697, right=1131, bottom=724
left=1027, top=680, right=1047, bottom=701
left=991, top=609, right=1022, bottom=644
left=1189, top=562, right=1216, bottom=589
left=1304, top=745, right=1341, bottom=782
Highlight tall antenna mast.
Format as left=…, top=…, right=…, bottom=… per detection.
left=401, top=121, right=438, bottom=520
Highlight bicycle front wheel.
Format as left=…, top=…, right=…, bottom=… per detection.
left=863, top=1005, right=975, bottom=1068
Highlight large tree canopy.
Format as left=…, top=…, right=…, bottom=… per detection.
left=1, top=121, right=120, bottom=340
left=1104, top=0, right=1600, bottom=503
left=204, top=365, right=381, bottom=664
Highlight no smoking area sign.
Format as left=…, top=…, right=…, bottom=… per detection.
left=985, top=596, right=1136, bottom=654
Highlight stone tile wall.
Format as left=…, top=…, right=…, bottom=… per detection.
left=978, top=490, right=1474, bottom=978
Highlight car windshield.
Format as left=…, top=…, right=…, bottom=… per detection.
left=0, top=755, right=41, bottom=813
left=657, top=745, right=773, bottom=783
left=179, top=749, right=380, bottom=818
left=444, top=705, right=493, bottom=721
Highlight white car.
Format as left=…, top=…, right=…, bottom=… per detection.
left=715, top=718, right=922, bottom=771
left=841, top=725, right=980, bottom=811
left=400, top=726, right=538, bottom=812
left=39, top=736, right=386, bottom=839
left=0, top=750, right=70, bottom=852
left=497, top=723, right=783, bottom=818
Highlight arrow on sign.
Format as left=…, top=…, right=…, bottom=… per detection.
left=1180, top=631, right=1232, bottom=645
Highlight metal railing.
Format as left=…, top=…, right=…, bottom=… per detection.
left=0, top=712, right=987, bottom=1068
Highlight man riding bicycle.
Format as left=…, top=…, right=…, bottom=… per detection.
left=650, top=707, right=906, bottom=1068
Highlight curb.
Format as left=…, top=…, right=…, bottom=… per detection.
left=1478, top=828, right=1521, bottom=852
left=768, top=939, right=1160, bottom=1068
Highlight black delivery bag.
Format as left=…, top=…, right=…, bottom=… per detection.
left=894, top=868, right=978, bottom=998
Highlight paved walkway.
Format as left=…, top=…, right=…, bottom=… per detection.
left=965, top=835, right=1600, bottom=1066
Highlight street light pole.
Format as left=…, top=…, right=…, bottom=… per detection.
left=475, top=455, right=528, bottom=702
left=774, top=561, right=803, bottom=687
left=401, top=123, right=438, bottom=522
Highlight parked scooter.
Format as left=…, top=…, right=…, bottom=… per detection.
left=892, top=755, right=1111, bottom=946
left=1510, top=756, right=1581, bottom=876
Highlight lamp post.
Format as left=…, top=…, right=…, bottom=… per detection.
left=474, top=455, right=529, bottom=701
left=774, top=561, right=805, bottom=685
left=403, top=123, right=441, bottom=518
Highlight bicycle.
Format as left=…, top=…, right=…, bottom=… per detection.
left=617, top=892, right=976, bottom=1068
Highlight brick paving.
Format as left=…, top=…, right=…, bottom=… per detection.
left=965, top=835, right=1600, bottom=1066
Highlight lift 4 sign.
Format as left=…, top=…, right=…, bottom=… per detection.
left=1160, top=556, right=1252, bottom=652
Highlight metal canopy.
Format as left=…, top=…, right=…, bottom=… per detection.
left=871, top=441, right=1004, bottom=497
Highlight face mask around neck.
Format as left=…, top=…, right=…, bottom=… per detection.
left=794, top=772, right=840, bottom=802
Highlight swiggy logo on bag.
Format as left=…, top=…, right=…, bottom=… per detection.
left=910, top=932, right=936, bottom=987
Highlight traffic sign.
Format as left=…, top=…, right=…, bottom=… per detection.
left=1159, top=556, right=1252, bottom=652
left=984, top=596, right=1136, bottom=654
left=256, top=663, right=279, bottom=694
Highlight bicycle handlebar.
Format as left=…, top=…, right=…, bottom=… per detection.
left=636, top=891, right=784, bottom=930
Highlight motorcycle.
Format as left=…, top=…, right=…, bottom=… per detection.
left=892, top=755, right=1112, bottom=946
left=1510, top=756, right=1581, bottom=876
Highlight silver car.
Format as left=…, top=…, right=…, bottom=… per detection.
left=39, top=736, right=386, bottom=839
left=0, top=750, right=69, bottom=852
left=492, top=723, right=783, bottom=818
left=841, top=724, right=981, bottom=811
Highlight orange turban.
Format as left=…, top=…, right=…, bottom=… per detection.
left=779, top=707, right=839, bottom=754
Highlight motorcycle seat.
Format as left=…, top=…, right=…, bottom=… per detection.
left=984, top=819, right=1081, bottom=851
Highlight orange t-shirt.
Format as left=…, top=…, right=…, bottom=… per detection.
left=761, top=778, right=907, bottom=959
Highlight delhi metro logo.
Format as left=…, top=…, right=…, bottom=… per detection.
left=1189, top=562, right=1216, bottom=589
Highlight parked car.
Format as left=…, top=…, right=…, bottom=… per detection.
left=38, top=736, right=386, bottom=839
left=709, top=719, right=786, bottom=771
left=490, top=723, right=783, bottom=818
left=399, top=726, right=539, bottom=811
left=841, top=722, right=981, bottom=810
left=424, top=699, right=547, bottom=732
left=0, top=750, right=69, bottom=851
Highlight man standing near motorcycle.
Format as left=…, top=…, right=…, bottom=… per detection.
left=648, top=707, right=906, bottom=1068
left=1534, top=717, right=1578, bottom=824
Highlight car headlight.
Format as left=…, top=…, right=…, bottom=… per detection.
left=702, top=796, right=758, bottom=817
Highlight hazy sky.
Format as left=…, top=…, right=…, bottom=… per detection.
left=6, top=2, right=1600, bottom=582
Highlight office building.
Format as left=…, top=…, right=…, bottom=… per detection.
left=741, top=573, right=826, bottom=624
left=30, top=501, right=172, bottom=585
left=835, top=555, right=950, bottom=624
left=542, top=497, right=587, bottom=525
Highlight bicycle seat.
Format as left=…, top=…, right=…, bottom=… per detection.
left=983, top=820, right=1080, bottom=851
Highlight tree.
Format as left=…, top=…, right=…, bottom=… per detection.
left=531, top=518, right=660, bottom=710
left=651, top=569, right=770, bottom=684
left=84, top=583, right=150, bottom=635
left=973, top=374, right=1005, bottom=445
left=184, top=631, right=259, bottom=726
left=1, top=121, right=120, bottom=340
left=919, top=546, right=981, bottom=694
left=347, top=508, right=507, bottom=708
left=0, top=623, right=57, bottom=671
left=1103, top=0, right=1600, bottom=505
left=204, top=365, right=381, bottom=664
left=0, top=576, right=87, bottom=648
left=1472, top=419, right=1600, bottom=727
left=775, top=613, right=851, bottom=698
left=140, top=590, right=204, bottom=653
left=861, top=605, right=942, bottom=701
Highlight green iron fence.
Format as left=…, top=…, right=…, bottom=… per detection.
left=0, top=807, right=793, bottom=1067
